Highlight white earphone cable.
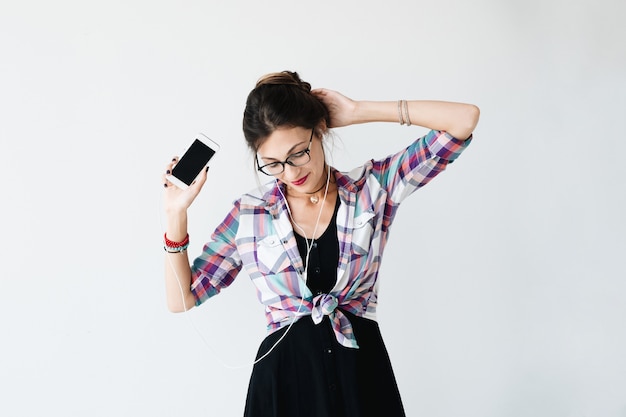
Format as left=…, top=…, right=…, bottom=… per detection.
left=160, top=163, right=332, bottom=369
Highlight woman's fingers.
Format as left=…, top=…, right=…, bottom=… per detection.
left=312, top=88, right=356, bottom=128
left=190, top=166, right=209, bottom=189
left=162, top=156, right=179, bottom=187
left=161, top=157, right=209, bottom=214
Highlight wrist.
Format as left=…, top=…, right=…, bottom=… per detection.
left=165, top=211, right=188, bottom=241
left=353, top=101, right=398, bottom=124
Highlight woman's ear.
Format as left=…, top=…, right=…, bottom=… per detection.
left=315, top=120, right=329, bottom=138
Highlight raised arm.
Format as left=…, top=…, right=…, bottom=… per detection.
left=161, top=158, right=209, bottom=312
left=312, top=88, right=479, bottom=140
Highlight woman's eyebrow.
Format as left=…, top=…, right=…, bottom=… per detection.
left=259, top=141, right=307, bottom=161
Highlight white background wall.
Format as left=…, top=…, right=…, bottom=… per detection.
left=1, top=0, right=625, bottom=416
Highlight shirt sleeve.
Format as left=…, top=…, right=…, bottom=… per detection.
left=190, top=200, right=243, bottom=306
left=371, top=130, right=472, bottom=204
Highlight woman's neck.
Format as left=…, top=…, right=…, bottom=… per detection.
left=286, top=167, right=334, bottom=204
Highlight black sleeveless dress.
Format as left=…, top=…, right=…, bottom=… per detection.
left=243, top=198, right=406, bottom=417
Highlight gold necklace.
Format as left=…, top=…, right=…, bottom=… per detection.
left=306, top=172, right=329, bottom=204
left=307, top=186, right=326, bottom=204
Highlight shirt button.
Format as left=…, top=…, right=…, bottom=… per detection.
left=312, top=242, right=317, bottom=249
left=314, top=267, right=321, bottom=274
left=326, top=348, right=332, bottom=354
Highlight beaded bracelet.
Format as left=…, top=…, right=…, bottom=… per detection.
left=164, top=232, right=189, bottom=247
left=164, top=233, right=190, bottom=253
left=164, top=242, right=190, bottom=253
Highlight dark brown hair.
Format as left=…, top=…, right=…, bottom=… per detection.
left=242, top=71, right=330, bottom=152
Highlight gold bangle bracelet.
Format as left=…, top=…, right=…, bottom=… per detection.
left=397, top=100, right=405, bottom=125
left=403, top=100, right=411, bottom=126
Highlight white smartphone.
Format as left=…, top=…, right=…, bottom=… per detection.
left=166, top=133, right=220, bottom=189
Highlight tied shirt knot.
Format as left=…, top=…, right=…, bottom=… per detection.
left=311, top=293, right=359, bottom=349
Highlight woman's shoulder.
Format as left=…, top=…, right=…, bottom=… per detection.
left=240, top=181, right=277, bottom=207
left=335, top=161, right=375, bottom=190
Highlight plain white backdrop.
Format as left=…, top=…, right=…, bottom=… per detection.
left=1, top=0, right=625, bottom=416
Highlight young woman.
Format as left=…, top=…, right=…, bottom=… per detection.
left=162, top=71, right=479, bottom=417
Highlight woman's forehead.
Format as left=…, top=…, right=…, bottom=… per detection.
left=257, top=127, right=311, bottom=158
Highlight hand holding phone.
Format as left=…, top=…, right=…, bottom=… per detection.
left=166, top=133, right=220, bottom=189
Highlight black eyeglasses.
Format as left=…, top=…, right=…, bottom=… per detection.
left=256, top=129, right=314, bottom=176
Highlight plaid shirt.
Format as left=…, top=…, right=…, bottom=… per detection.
left=191, top=130, right=471, bottom=348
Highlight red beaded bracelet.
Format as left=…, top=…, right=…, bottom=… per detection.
left=164, top=233, right=189, bottom=248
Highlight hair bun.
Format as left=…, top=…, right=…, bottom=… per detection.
left=255, top=71, right=311, bottom=92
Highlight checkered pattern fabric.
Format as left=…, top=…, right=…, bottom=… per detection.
left=191, top=130, right=472, bottom=348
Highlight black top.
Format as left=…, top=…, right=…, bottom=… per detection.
left=294, top=197, right=340, bottom=295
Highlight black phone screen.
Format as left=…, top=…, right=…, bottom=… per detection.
left=171, top=139, right=216, bottom=186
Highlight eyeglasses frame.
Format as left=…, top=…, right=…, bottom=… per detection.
left=256, top=129, right=315, bottom=176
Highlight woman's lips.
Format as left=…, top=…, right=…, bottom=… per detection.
left=291, top=174, right=308, bottom=186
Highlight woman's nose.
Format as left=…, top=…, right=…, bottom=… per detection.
left=282, top=163, right=300, bottom=180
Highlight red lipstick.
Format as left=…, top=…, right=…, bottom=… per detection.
left=292, top=174, right=308, bottom=186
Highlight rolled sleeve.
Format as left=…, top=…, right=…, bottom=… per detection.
left=424, top=130, right=472, bottom=162
left=369, top=129, right=473, bottom=204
